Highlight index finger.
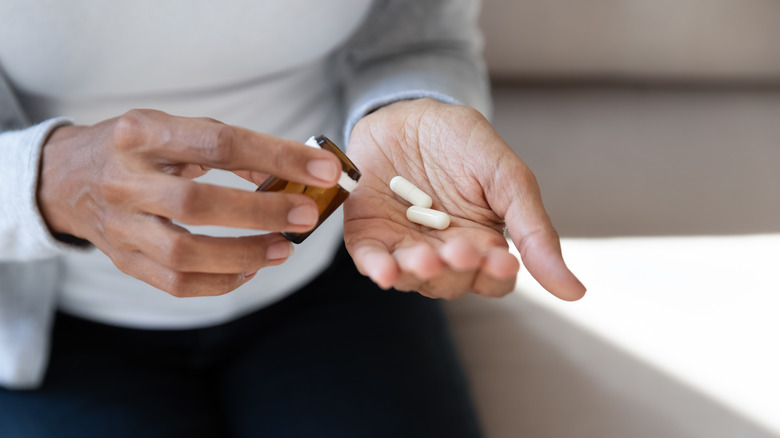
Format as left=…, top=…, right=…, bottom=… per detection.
left=115, top=110, right=342, bottom=187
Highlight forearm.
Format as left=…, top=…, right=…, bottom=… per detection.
left=336, top=0, right=491, bottom=144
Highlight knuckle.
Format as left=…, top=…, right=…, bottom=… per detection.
left=196, top=116, right=223, bottom=125
left=160, top=233, right=192, bottom=270
left=271, top=146, right=293, bottom=172
left=439, top=289, right=463, bottom=301
left=521, top=168, right=540, bottom=188
left=247, top=246, right=266, bottom=269
left=481, top=285, right=513, bottom=299
left=108, top=251, right=134, bottom=276
left=449, top=102, right=483, bottom=121
left=201, top=125, right=236, bottom=166
left=164, top=272, right=189, bottom=297
left=113, top=110, right=147, bottom=149
left=171, top=182, right=205, bottom=221
left=494, top=287, right=514, bottom=298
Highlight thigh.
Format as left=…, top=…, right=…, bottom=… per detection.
left=0, top=314, right=223, bottom=438
left=218, top=247, right=482, bottom=438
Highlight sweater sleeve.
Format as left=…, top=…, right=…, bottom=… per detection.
left=335, top=0, right=492, bottom=144
left=0, top=117, right=86, bottom=262
left=0, top=119, right=76, bottom=389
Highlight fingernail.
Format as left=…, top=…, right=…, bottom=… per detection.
left=288, top=205, right=318, bottom=226
left=244, top=271, right=258, bottom=279
left=307, top=159, right=339, bottom=182
left=267, top=241, right=294, bottom=260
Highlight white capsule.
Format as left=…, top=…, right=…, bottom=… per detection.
left=406, top=206, right=450, bottom=230
left=389, top=176, right=433, bottom=208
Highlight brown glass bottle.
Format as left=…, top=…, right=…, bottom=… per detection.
left=256, top=135, right=361, bottom=244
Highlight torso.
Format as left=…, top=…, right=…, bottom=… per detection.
left=0, top=0, right=373, bottom=328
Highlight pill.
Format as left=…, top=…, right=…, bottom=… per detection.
left=406, top=206, right=450, bottom=230
left=390, top=176, right=433, bottom=208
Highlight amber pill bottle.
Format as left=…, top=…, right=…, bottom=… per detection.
left=256, top=135, right=361, bottom=244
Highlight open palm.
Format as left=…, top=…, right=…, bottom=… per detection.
left=343, top=99, right=585, bottom=301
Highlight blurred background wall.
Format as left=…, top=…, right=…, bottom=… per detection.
left=481, top=0, right=780, bottom=81
left=478, top=0, right=780, bottom=237
left=447, top=3, right=780, bottom=438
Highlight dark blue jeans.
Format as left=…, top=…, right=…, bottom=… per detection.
left=0, top=246, right=481, bottom=437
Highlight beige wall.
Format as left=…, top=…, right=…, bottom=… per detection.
left=480, top=0, right=780, bottom=80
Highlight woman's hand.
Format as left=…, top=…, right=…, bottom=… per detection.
left=37, top=109, right=342, bottom=297
left=344, top=99, right=586, bottom=301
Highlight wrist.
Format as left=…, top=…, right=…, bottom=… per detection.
left=36, top=124, right=86, bottom=240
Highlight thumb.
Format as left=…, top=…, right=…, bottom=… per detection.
left=490, top=159, right=586, bottom=301
left=510, top=224, right=586, bottom=301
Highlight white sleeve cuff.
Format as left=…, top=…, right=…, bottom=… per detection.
left=0, top=117, right=89, bottom=261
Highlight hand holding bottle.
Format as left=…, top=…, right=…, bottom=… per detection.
left=37, top=109, right=342, bottom=296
